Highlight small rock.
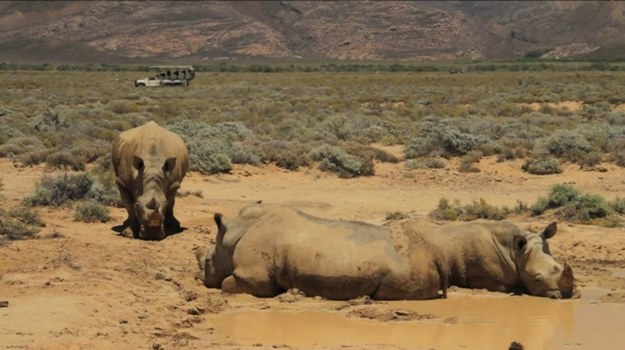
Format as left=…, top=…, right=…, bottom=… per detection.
left=154, top=272, right=165, bottom=280
left=152, top=344, right=163, bottom=350
left=187, top=307, right=204, bottom=315
left=183, top=291, right=198, bottom=302
left=0, top=300, right=8, bottom=308
left=509, top=341, right=524, bottom=350
left=119, top=319, right=128, bottom=324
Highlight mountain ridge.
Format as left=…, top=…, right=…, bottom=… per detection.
left=1, top=1, right=624, bottom=63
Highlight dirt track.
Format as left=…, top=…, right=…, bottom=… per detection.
left=2, top=154, right=625, bottom=350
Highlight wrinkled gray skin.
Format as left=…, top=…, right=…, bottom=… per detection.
left=196, top=202, right=447, bottom=300
left=413, top=220, right=578, bottom=299
left=112, top=121, right=189, bottom=240
left=196, top=202, right=578, bottom=300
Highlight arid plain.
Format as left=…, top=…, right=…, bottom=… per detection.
left=2, top=68, right=625, bottom=349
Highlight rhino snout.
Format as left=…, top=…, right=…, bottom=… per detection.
left=556, top=262, right=576, bottom=299
left=134, top=199, right=166, bottom=238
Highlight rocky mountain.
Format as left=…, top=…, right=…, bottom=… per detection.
left=1, top=1, right=624, bottom=64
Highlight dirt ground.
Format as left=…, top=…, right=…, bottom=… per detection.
left=2, top=151, right=625, bottom=350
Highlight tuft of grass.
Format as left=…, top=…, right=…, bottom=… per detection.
left=309, top=145, right=374, bottom=178
left=405, top=158, right=446, bottom=170
left=74, top=201, right=111, bottom=223
left=385, top=211, right=409, bottom=221
left=23, top=173, right=93, bottom=207
left=0, top=206, right=44, bottom=241
left=610, top=197, right=625, bottom=214
left=522, top=156, right=563, bottom=175
left=430, top=197, right=508, bottom=221
left=8, top=206, right=44, bottom=227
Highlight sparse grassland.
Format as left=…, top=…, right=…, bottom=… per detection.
left=4, top=68, right=625, bottom=180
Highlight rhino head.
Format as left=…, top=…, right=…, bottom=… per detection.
left=513, top=223, right=578, bottom=299
left=132, top=154, right=177, bottom=240
left=199, top=213, right=234, bottom=288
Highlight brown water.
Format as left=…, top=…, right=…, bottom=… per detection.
left=208, top=289, right=625, bottom=349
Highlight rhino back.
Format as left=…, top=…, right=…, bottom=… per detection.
left=232, top=207, right=406, bottom=299
left=112, top=121, right=189, bottom=186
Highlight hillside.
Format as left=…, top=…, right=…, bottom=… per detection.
left=1, top=1, right=624, bottom=63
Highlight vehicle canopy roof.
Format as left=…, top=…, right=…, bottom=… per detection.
left=150, top=66, right=194, bottom=71
left=149, top=66, right=195, bottom=80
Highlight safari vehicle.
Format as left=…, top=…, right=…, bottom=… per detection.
left=134, top=66, right=195, bottom=87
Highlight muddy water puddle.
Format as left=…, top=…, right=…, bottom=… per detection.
left=208, top=289, right=625, bottom=349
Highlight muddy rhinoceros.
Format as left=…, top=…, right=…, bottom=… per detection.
left=112, top=121, right=189, bottom=240
left=404, top=219, right=577, bottom=299
left=196, top=202, right=447, bottom=300
left=196, top=202, right=577, bottom=300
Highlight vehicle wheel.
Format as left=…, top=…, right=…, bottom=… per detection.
left=136, top=83, right=146, bottom=87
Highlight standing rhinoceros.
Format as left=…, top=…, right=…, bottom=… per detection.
left=112, top=121, right=189, bottom=240
left=196, top=202, right=578, bottom=300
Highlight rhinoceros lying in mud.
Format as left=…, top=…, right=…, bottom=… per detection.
left=196, top=202, right=577, bottom=300
left=403, top=219, right=577, bottom=299
left=112, top=121, right=189, bottom=240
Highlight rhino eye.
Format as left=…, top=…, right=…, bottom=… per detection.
left=534, top=273, right=544, bottom=282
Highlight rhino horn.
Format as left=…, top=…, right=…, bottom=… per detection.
left=562, top=262, right=573, bottom=280
left=557, top=262, right=576, bottom=298
left=147, top=197, right=158, bottom=210
left=148, top=207, right=162, bottom=227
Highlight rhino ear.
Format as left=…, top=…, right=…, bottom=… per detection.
left=541, top=222, right=557, bottom=240
left=514, top=235, right=527, bottom=252
left=133, top=155, right=145, bottom=172
left=163, top=157, right=177, bottom=173
left=214, top=213, right=225, bottom=231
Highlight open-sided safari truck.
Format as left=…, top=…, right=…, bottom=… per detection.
left=134, top=66, right=195, bottom=87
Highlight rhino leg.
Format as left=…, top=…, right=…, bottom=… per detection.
left=116, top=180, right=140, bottom=237
left=221, top=271, right=281, bottom=298
left=163, top=200, right=181, bottom=230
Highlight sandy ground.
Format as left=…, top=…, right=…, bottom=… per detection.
left=2, top=153, right=625, bottom=350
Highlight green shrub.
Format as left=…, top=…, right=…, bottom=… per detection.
left=539, top=129, right=593, bottom=163
left=405, top=121, right=483, bottom=158
left=8, top=206, right=44, bottom=227
left=610, top=197, right=625, bottom=214
left=74, top=201, right=111, bottom=223
left=194, top=151, right=232, bottom=174
left=462, top=198, right=509, bottom=220
left=530, top=184, right=611, bottom=223
left=548, top=183, right=580, bottom=207
left=430, top=198, right=508, bottom=221
left=429, top=198, right=462, bottom=221
left=188, top=141, right=232, bottom=174
left=405, top=158, right=446, bottom=170
left=309, top=145, right=374, bottom=178
left=32, top=108, right=69, bottom=132
left=23, top=173, right=93, bottom=207
left=530, top=197, right=550, bottom=216
left=571, top=194, right=609, bottom=221
left=0, top=217, right=39, bottom=241
left=45, top=151, right=86, bottom=171
left=522, top=156, right=563, bottom=175
left=259, top=140, right=311, bottom=171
